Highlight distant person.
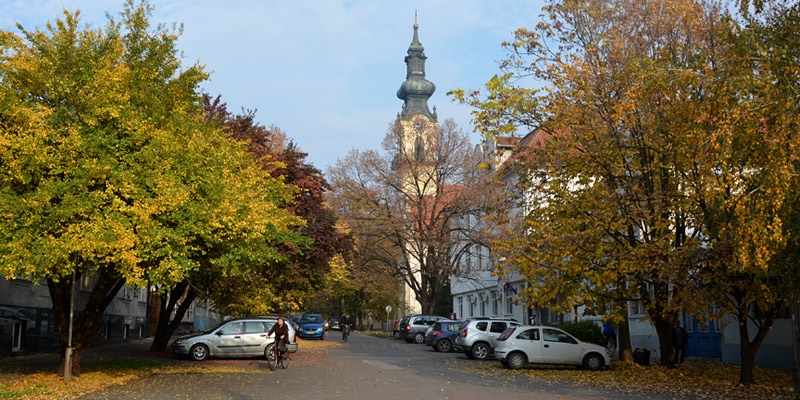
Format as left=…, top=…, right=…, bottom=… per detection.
left=673, top=320, right=688, bottom=365
left=340, top=312, right=354, bottom=341
left=603, top=320, right=616, bottom=350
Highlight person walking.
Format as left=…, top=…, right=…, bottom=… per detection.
left=602, top=320, right=616, bottom=354
left=673, top=320, right=688, bottom=365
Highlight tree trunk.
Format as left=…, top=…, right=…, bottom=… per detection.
left=618, top=312, right=633, bottom=362
left=738, top=321, right=756, bottom=386
left=49, top=269, right=125, bottom=377
left=736, top=301, right=779, bottom=386
left=653, top=316, right=676, bottom=367
left=150, top=279, right=199, bottom=352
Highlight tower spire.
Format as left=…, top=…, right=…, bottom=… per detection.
left=396, top=19, right=436, bottom=122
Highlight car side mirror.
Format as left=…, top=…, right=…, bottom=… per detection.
left=216, top=331, right=223, bottom=336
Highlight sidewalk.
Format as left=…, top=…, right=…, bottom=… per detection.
left=0, top=337, right=165, bottom=382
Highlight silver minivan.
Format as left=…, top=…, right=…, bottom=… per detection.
left=399, top=314, right=451, bottom=344
left=171, top=316, right=298, bottom=361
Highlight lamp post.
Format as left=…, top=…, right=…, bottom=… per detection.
left=64, top=269, right=77, bottom=383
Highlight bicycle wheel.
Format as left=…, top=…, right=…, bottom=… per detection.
left=280, top=351, right=289, bottom=369
left=267, top=345, right=278, bottom=371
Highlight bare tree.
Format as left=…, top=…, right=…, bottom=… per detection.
left=327, top=119, right=505, bottom=314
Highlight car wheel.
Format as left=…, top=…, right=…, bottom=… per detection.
left=507, top=352, right=527, bottom=369
left=190, top=344, right=209, bottom=361
left=414, top=333, right=425, bottom=344
left=265, top=343, right=275, bottom=360
left=436, top=339, right=453, bottom=352
left=471, top=342, right=490, bottom=360
left=321, top=332, right=326, bottom=340
left=583, top=352, right=604, bottom=371
left=393, top=331, right=400, bottom=339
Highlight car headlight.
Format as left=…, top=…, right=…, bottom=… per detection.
left=317, top=327, right=323, bottom=332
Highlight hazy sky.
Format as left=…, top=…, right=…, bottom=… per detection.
left=2, top=0, right=546, bottom=169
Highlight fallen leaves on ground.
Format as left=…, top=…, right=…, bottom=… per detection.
left=0, top=338, right=343, bottom=399
left=446, top=358, right=796, bottom=400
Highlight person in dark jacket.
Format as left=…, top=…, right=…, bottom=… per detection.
left=268, top=317, right=290, bottom=354
left=603, top=320, right=616, bottom=353
left=673, top=320, right=688, bottom=365
left=340, top=312, right=354, bottom=341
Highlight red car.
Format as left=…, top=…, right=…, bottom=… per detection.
left=393, top=319, right=401, bottom=339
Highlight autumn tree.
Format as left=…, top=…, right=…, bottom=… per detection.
left=327, top=118, right=502, bottom=315
left=0, top=1, right=303, bottom=376
left=455, top=0, right=735, bottom=367
left=689, top=1, right=800, bottom=384
left=203, top=95, right=355, bottom=314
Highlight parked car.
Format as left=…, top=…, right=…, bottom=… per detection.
left=171, top=316, right=298, bottom=361
left=296, top=313, right=327, bottom=340
left=455, top=317, right=520, bottom=360
left=495, top=325, right=610, bottom=371
left=392, top=318, right=401, bottom=339
left=398, top=314, right=450, bottom=344
left=328, top=317, right=341, bottom=331
left=424, top=320, right=463, bottom=352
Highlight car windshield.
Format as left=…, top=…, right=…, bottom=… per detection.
left=300, top=315, right=324, bottom=324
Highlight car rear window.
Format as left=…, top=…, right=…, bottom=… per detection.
left=498, top=327, right=516, bottom=340
left=475, top=321, right=488, bottom=331
left=517, top=328, right=539, bottom=340
left=490, top=322, right=507, bottom=333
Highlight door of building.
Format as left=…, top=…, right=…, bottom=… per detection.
left=11, top=320, right=22, bottom=352
left=684, top=314, right=721, bottom=358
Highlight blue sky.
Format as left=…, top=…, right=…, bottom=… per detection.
left=2, top=0, right=546, bottom=169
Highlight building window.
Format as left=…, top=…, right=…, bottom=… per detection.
left=457, top=296, right=463, bottom=320
left=491, top=291, right=498, bottom=315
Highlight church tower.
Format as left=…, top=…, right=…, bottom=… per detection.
left=395, top=21, right=439, bottom=315
left=395, top=21, right=439, bottom=197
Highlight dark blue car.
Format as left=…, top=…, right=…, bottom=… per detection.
left=297, top=313, right=327, bottom=340
left=424, top=320, right=463, bottom=352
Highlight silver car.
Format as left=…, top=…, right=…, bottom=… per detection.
left=455, top=317, right=520, bottom=360
left=495, top=325, right=610, bottom=371
left=171, top=316, right=298, bottom=361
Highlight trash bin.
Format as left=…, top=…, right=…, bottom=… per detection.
left=633, top=348, right=651, bottom=366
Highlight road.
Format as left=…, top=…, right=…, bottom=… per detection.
left=79, top=333, right=671, bottom=400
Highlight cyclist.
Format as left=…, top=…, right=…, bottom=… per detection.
left=268, top=316, right=290, bottom=359
left=340, top=312, right=354, bottom=342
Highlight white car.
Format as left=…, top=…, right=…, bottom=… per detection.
left=495, top=325, right=610, bottom=371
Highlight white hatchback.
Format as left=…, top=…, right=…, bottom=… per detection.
left=495, top=325, right=610, bottom=371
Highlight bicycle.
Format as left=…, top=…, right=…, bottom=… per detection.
left=342, top=324, right=350, bottom=342
left=267, top=339, right=290, bottom=371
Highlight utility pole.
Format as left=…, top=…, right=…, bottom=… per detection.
left=64, top=270, right=77, bottom=383
left=791, top=297, right=800, bottom=394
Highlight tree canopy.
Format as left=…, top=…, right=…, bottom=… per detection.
left=0, top=0, right=304, bottom=376
left=454, top=0, right=800, bottom=383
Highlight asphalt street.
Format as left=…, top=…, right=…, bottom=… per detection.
left=70, top=333, right=673, bottom=400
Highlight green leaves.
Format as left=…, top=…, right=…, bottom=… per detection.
left=0, top=1, right=302, bottom=291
